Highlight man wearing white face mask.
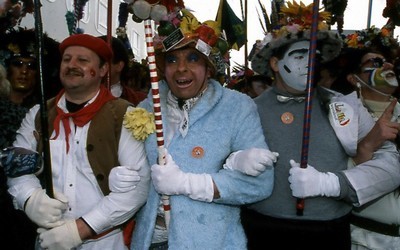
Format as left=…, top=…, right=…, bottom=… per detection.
left=277, top=40, right=311, bottom=93
left=243, top=1, right=400, bottom=249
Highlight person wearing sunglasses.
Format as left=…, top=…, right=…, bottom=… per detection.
left=247, top=2, right=400, bottom=247
left=7, top=57, right=38, bottom=106
left=350, top=54, right=398, bottom=110
left=1, top=29, right=62, bottom=109
left=329, top=26, right=400, bottom=250
left=0, top=28, right=61, bottom=249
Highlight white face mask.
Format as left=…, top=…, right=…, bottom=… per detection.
left=278, top=41, right=310, bottom=91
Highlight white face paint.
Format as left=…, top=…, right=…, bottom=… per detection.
left=278, top=41, right=310, bottom=91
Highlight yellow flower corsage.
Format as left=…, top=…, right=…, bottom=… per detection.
left=123, top=107, right=156, bottom=141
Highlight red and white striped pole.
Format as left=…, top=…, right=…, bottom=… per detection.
left=144, top=19, right=170, bottom=229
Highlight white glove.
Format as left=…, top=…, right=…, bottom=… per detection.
left=223, top=148, right=279, bottom=176
left=38, top=219, right=82, bottom=250
left=109, top=166, right=141, bottom=192
left=25, top=188, right=68, bottom=228
left=288, top=160, right=340, bottom=198
left=151, top=153, right=214, bottom=202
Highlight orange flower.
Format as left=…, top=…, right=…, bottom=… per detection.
left=381, top=28, right=390, bottom=37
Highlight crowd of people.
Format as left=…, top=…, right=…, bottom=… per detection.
left=247, top=4, right=400, bottom=248
left=1, top=1, right=400, bottom=250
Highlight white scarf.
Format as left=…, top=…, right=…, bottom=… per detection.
left=166, top=88, right=207, bottom=139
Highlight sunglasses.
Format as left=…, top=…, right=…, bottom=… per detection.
left=10, top=60, right=37, bottom=70
left=361, top=57, right=386, bottom=68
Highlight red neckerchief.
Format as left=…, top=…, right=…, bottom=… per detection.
left=52, top=85, right=116, bottom=152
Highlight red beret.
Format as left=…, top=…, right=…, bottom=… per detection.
left=59, top=34, right=113, bottom=62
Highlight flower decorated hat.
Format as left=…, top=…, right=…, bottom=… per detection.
left=0, top=28, right=60, bottom=68
left=344, top=25, right=399, bottom=62
left=251, top=0, right=343, bottom=76
left=0, top=29, right=37, bottom=67
left=153, top=8, right=230, bottom=78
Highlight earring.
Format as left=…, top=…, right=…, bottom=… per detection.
left=355, top=82, right=362, bottom=99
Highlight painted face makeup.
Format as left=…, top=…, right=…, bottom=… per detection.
left=361, top=57, right=398, bottom=88
left=368, top=68, right=398, bottom=87
left=278, top=40, right=310, bottom=91
left=164, top=48, right=209, bottom=100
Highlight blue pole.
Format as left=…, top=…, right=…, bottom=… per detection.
left=367, top=0, right=373, bottom=28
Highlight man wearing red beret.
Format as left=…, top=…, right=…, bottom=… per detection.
left=6, top=33, right=150, bottom=249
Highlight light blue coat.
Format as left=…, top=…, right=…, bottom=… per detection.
left=131, top=80, right=274, bottom=250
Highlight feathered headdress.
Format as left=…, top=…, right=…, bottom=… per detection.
left=153, top=8, right=230, bottom=77
left=0, top=0, right=34, bottom=33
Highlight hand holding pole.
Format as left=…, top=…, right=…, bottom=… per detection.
left=296, top=0, right=320, bottom=216
left=144, top=19, right=170, bottom=229
left=33, top=0, right=54, bottom=198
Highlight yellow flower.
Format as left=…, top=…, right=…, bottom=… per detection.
left=180, top=14, right=201, bottom=36
left=345, top=34, right=361, bottom=48
left=123, top=107, right=156, bottom=142
left=279, top=0, right=331, bottom=30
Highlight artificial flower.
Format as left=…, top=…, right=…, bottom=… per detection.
left=271, top=1, right=331, bottom=40
left=279, top=0, right=331, bottom=30
left=123, top=107, right=155, bottom=141
left=344, top=25, right=399, bottom=50
left=345, top=33, right=360, bottom=48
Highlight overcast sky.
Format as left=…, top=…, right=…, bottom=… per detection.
left=184, top=0, right=396, bottom=70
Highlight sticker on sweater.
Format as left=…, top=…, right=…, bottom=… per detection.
left=329, top=102, right=353, bottom=127
left=192, top=146, right=204, bottom=158
left=281, top=112, right=294, bottom=124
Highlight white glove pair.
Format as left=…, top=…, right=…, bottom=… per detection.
left=37, top=219, right=82, bottom=250
left=151, top=153, right=214, bottom=202
left=108, top=165, right=141, bottom=192
left=223, top=148, right=279, bottom=176
left=24, top=188, right=68, bottom=228
left=288, top=159, right=340, bottom=198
